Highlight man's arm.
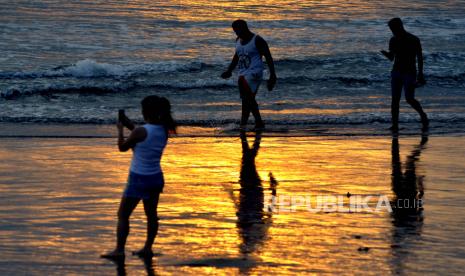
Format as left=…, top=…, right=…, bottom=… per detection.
left=416, top=38, right=425, bottom=83
left=381, top=37, right=395, bottom=61
left=221, top=53, right=239, bottom=79
left=256, top=35, right=277, bottom=91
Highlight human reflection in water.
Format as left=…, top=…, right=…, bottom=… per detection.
left=233, top=131, right=278, bottom=261
left=390, top=133, right=428, bottom=274
left=108, top=255, right=156, bottom=276
left=110, top=257, right=126, bottom=276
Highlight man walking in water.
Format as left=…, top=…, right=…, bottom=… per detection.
left=381, top=17, right=429, bottom=131
left=221, top=19, right=277, bottom=130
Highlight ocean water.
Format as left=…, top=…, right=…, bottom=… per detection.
left=1, top=0, right=465, bottom=134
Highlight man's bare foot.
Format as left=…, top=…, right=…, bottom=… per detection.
left=132, top=248, right=154, bottom=258
left=389, top=125, right=399, bottom=132
left=254, top=122, right=265, bottom=131
left=421, top=115, right=429, bottom=130
left=100, top=249, right=125, bottom=259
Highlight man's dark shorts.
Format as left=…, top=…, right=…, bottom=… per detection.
left=391, top=71, right=416, bottom=99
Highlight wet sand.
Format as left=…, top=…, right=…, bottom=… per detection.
left=0, top=130, right=464, bottom=275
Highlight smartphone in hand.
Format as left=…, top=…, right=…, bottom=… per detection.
left=118, top=109, right=135, bottom=130
left=118, top=109, right=125, bottom=122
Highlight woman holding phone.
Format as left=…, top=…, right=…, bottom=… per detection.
left=101, top=95, right=176, bottom=259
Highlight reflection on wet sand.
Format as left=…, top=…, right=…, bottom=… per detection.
left=390, top=133, right=428, bottom=274
left=141, top=255, right=156, bottom=276
left=112, top=257, right=126, bottom=276
left=111, top=255, right=156, bottom=276
left=2, top=135, right=464, bottom=274
left=232, top=131, right=278, bottom=272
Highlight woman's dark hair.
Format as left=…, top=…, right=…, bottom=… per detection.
left=141, top=95, right=177, bottom=135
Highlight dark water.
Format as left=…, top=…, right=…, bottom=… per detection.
left=1, top=0, right=465, bottom=134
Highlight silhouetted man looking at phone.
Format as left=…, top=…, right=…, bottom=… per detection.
left=381, top=18, right=429, bottom=131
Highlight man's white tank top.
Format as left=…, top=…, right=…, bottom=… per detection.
left=130, top=124, right=167, bottom=175
left=235, top=35, right=264, bottom=77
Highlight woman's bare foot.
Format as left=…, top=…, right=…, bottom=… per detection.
left=132, top=248, right=154, bottom=258
left=100, top=249, right=125, bottom=259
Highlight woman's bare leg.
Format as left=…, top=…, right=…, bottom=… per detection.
left=134, top=193, right=160, bottom=257
left=101, top=196, right=140, bottom=258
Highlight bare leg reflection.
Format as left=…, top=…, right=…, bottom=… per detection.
left=234, top=131, right=278, bottom=260
left=108, top=256, right=126, bottom=276
left=139, top=255, right=156, bottom=276
left=390, top=133, right=428, bottom=274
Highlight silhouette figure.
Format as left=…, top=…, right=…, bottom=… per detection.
left=381, top=18, right=429, bottom=131
left=390, top=133, right=428, bottom=274
left=221, top=20, right=277, bottom=130
left=107, top=254, right=156, bottom=276
left=101, top=96, right=176, bottom=260
left=110, top=256, right=126, bottom=276
left=140, top=255, right=156, bottom=276
left=231, top=132, right=278, bottom=264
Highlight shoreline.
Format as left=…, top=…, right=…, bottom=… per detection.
left=1, top=122, right=464, bottom=138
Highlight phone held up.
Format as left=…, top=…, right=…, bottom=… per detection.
left=118, top=109, right=125, bottom=122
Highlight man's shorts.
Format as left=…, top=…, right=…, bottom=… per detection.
left=391, top=71, right=416, bottom=97
left=239, top=72, right=262, bottom=98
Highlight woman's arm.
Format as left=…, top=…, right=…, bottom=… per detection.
left=117, top=124, right=147, bottom=152
left=120, top=113, right=135, bottom=130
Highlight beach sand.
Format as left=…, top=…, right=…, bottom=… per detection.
left=0, top=127, right=464, bottom=275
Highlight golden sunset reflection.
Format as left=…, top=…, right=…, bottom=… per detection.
left=120, top=0, right=389, bottom=22
left=1, top=135, right=463, bottom=274
left=27, top=0, right=387, bottom=26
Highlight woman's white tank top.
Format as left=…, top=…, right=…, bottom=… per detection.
left=130, top=124, right=167, bottom=175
